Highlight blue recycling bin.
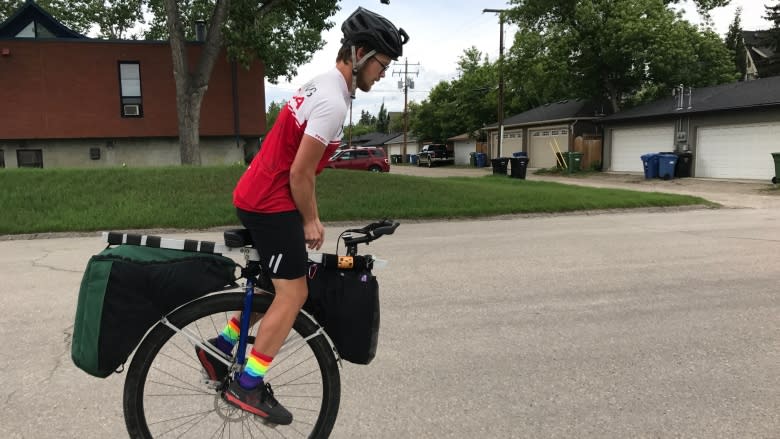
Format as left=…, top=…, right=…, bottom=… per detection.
left=657, top=153, right=678, bottom=180
left=475, top=153, right=487, bottom=168
left=409, top=154, right=418, bottom=165
left=641, top=153, right=660, bottom=179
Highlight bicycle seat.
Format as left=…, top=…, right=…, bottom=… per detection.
left=224, top=229, right=254, bottom=248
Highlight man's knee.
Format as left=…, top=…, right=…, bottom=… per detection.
left=271, top=277, right=308, bottom=307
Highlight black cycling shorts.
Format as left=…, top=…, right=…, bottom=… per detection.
left=236, top=208, right=307, bottom=280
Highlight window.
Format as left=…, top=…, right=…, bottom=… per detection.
left=560, top=129, right=568, bottom=134
left=119, top=62, right=143, bottom=117
left=0, top=150, right=4, bottom=168
left=90, top=148, right=101, bottom=160
left=532, top=132, right=541, bottom=137
left=551, top=130, right=560, bottom=135
left=17, top=149, right=43, bottom=168
left=356, top=150, right=370, bottom=159
left=14, top=21, right=56, bottom=38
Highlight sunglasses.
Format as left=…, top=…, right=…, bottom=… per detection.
left=373, top=56, right=391, bottom=72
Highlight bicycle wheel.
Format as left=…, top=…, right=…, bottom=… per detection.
left=123, top=292, right=341, bottom=438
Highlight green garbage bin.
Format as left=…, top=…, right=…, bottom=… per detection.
left=772, top=152, right=780, bottom=184
left=555, top=152, right=583, bottom=173
left=565, top=152, right=583, bottom=173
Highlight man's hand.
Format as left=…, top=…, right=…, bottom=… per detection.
left=304, top=219, right=325, bottom=250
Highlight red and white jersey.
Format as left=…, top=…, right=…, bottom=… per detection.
left=234, top=68, right=350, bottom=213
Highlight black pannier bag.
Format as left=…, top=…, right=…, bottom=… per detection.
left=304, top=260, right=380, bottom=365
left=72, top=245, right=237, bottom=378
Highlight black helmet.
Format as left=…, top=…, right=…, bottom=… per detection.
left=341, top=7, right=409, bottom=60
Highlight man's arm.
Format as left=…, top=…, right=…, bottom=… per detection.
left=290, top=134, right=327, bottom=250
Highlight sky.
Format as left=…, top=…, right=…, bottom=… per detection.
left=264, top=0, right=776, bottom=121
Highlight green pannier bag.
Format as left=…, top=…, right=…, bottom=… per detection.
left=71, top=245, right=238, bottom=378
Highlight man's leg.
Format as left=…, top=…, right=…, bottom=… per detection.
left=235, top=277, right=308, bottom=390
left=252, top=277, right=309, bottom=356
left=222, top=209, right=306, bottom=425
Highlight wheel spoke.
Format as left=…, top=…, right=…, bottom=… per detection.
left=124, top=293, right=339, bottom=438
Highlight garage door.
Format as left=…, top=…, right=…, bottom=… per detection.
left=499, top=130, right=523, bottom=157
left=696, top=123, right=779, bottom=179
left=610, top=126, right=674, bottom=172
left=529, top=128, right=568, bottom=168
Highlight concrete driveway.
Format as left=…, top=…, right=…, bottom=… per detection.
left=1, top=170, right=778, bottom=438
left=390, top=164, right=780, bottom=209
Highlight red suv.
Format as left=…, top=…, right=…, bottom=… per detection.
left=327, top=147, right=390, bottom=172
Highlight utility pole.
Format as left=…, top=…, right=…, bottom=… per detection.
left=392, top=58, right=419, bottom=161
left=483, top=8, right=506, bottom=158
left=348, top=103, right=353, bottom=147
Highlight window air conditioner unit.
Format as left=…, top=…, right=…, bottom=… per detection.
left=124, top=104, right=140, bottom=116
left=676, top=131, right=687, bottom=142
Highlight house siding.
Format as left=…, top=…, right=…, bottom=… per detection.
left=0, top=136, right=244, bottom=168
left=0, top=39, right=265, bottom=140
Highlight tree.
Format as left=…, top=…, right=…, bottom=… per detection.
left=358, top=110, right=376, bottom=127
left=765, top=2, right=780, bottom=48
left=375, top=102, right=389, bottom=133
left=408, top=48, right=499, bottom=143
left=724, top=7, right=747, bottom=80
left=265, top=100, right=284, bottom=131
left=0, top=0, right=144, bottom=38
left=505, top=0, right=737, bottom=113
left=147, top=0, right=339, bottom=165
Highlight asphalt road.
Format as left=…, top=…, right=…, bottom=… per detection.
left=0, top=175, right=778, bottom=438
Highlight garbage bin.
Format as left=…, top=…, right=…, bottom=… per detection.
left=555, top=152, right=582, bottom=172
left=772, top=153, right=780, bottom=184
left=509, top=156, right=529, bottom=179
left=475, top=153, right=487, bottom=168
left=469, top=152, right=476, bottom=167
left=566, top=152, right=583, bottom=173
left=674, top=152, right=693, bottom=178
left=491, top=157, right=509, bottom=175
left=657, top=153, right=678, bottom=180
left=641, top=153, right=660, bottom=179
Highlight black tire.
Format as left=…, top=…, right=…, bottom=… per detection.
left=123, top=293, right=340, bottom=438
left=427, top=157, right=433, bottom=168
left=368, top=165, right=381, bottom=172
left=773, top=176, right=777, bottom=184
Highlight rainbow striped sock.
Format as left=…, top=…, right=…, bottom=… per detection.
left=216, top=317, right=240, bottom=355
left=238, top=349, right=273, bottom=390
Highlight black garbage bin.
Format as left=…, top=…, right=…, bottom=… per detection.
left=491, top=158, right=509, bottom=175
left=675, top=152, right=693, bottom=178
left=509, top=157, right=529, bottom=179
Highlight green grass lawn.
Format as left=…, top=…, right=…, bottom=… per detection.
left=0, top=166, right=711, bottom=235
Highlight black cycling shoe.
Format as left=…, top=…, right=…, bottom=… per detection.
left=196, top=338, right=230, bottom=381
left=224, top=381, right=293, bottom=425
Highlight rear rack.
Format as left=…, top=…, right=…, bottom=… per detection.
left=100, top=231, right=387, bottom=269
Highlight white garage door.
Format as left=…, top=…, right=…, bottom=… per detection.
left=696, top=123, right=779, bottom=179
left=529, top=128, right=568, bottom=168
left=610, top=126, right=674, bottom=172
left=501, top=130, right=523, bottom=157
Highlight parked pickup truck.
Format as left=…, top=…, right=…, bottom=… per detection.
left=417, top=144, right=454, bottom=167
